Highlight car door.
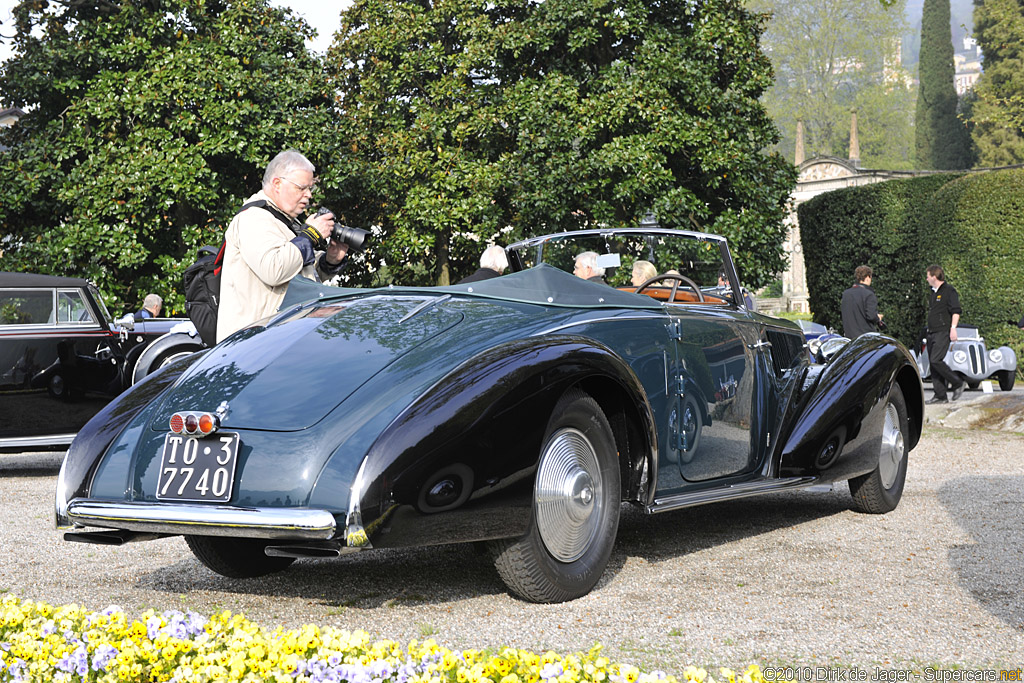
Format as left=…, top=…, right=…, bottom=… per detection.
left=0, top=286, right=119, bottom=442
left=656, top=305, right=770, bottom=492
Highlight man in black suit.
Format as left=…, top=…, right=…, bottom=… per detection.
left=458, top=245, right=508, bottom=284
left=840, top=265, right=883, bottom=337
left=925, top=264, right=964, bottom=404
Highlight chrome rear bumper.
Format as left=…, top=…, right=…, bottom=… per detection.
left=63, top=500, right=337, bottom=540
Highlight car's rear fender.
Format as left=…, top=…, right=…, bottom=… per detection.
left=55, top=351, right=206, bottom=526
left=324, top=335, right=656, bottom=549
left=131, top=331, right=205, bottom=384
left=778, top=334, right=923, bottom=482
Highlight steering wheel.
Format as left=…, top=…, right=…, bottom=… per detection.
left=634, top=274, right=705, bottom=303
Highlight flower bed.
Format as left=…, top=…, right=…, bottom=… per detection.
left=0, top=596, right=777, bottom=683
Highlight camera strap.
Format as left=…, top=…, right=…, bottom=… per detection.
left=238, top=199, right=298, bottom=232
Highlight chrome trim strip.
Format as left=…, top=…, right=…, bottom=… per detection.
left=399, top=295, right=451, bottom=323
left=1, top=433, right=77, bottom=449
left=55, top=456, right=72, bottom=528
left=532, top=314, right=663, bottom=337
left=345, top=456, right=372, bottom=547
left=65, top=500, right=337, bottom=540
left=647, top=477, right=818, bottom=514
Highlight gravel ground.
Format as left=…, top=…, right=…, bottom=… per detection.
left=2, top=390, right=1023, bottom=674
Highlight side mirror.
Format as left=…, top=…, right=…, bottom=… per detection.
left=115, top=314, right=136, bottom=331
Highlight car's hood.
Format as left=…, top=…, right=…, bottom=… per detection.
left=153, top=295, right=465, bottom=431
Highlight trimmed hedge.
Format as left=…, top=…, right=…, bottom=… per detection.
left=918, top=169, right=1024, bottom=359
left=799, top=168, right=1024, bottom=366
left=798, top=173, right=961, bottom=349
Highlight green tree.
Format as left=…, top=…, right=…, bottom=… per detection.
left=969, top=0, right=1024, bottom=165
left=914, top=0, right=973, bottom=168
left=0, top=0, right=337, bottom=313
left=327, top=0, right=796, bottom=287
left=751, top=0, right=916, bottom=169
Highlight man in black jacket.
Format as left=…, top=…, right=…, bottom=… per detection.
left=458, top=245, right=508, bottom=284
left=841, top=265, right=883, bottom=337
left=925, top=264, right=964, bottom=404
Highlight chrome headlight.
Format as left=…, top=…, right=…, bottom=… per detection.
left=989, top=349, right=1003, bottom=363
left=952, top=350, right=968, bottom=365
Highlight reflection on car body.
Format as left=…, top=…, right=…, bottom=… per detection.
left=56, top=227, right=924, bottom=603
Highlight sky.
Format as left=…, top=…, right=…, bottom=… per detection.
left=0, top=0, right=348, bottom=66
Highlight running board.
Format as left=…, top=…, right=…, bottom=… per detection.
left=647, top=476, right=819, bottom=514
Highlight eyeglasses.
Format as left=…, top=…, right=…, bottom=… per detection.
left=277, top=177, right=317, bottom=194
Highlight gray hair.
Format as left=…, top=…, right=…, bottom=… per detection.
left=263, top=149, right=315, bottom=189
left=480, top=245, right=508, bottom=273
left=576, top=251, right=605, bottom=276
left=143, top=293, right=162, bottom=310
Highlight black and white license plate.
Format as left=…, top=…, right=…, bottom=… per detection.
left=156, top=433, right=240, bottom=502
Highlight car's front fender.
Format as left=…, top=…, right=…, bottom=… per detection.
left=778, top=333, right=923, bottom=482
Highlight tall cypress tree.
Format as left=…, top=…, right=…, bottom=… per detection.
left=915, top=0, right=973, bottom=168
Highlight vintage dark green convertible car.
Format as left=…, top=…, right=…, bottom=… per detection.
left=56, top=228, right=924, bottom=603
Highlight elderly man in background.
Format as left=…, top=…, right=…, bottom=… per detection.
left=134, top=293, right=162, bottom=321
left=459, top=245, right=508, bottom=283
left=217, top=150, right=349, bottom=343
left=573, top=251, right=607, bottom=284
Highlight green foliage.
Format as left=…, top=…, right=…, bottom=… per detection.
left=801, top=167, right=1024, bottom=367
left=0, top=0, right=337, bottom=314
left=917, top=168, right=1024, bottom=362
left=2, top=0, right=796, bottom=299
left=327, top=0, right=796, bottom=287
left=799, top=173, right=960, bottom=347
left=914, top=0, right=973, bottom=169
left=969, top=0, right=1024, bottom=165
left=750, top=0, right=916, bottom=169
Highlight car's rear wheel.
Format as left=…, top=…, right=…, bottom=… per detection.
left=848, top=383, right=908, bottom=514
left=490, top=388, right=620, bottom=603
left=998, top=369, right=1016, bottom=392
left=133, top=346, right=199, bottom=384
left=185, top=535, right=295, bottom=578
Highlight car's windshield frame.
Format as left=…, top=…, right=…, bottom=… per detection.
left=505, top=228, right=743, bottom=305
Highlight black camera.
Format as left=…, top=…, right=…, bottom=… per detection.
left=316, top=207, right=371, bottom=253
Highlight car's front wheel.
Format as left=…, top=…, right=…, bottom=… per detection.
left=490, top=388, right=620, bottom=603
left=998, top=369, right=1016, bottom=392
left=848, top=383, right=908, bottom=514
left=185, top=535, right=295, bottom=578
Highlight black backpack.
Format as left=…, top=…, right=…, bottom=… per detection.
left=182, top=243, right=225, bottom=347
left=183, top=200, right=292, bottom=347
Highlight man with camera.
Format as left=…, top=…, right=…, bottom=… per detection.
left=216, top=149, right=350, bottom=343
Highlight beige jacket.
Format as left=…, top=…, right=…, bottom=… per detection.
left=216, top=191, right=328, bottom=342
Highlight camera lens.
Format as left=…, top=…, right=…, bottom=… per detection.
left=332, top=224, right=371, bottom=253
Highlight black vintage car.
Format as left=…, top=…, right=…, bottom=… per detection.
left=56, top=228, right=924, bottom=602
left=1, top=272, right=204, bottom=451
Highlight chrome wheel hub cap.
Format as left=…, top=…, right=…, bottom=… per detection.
left=879, top=402, right=905, bottom=489
left=536, top=428, right=604, bottom=562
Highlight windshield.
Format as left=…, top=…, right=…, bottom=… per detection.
left=507, top=229, right=737, bottom=303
